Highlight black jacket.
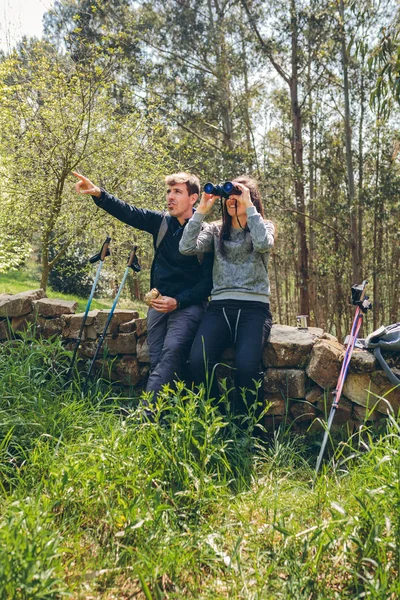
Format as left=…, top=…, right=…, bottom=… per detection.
left=93, top=190, right=213, bottom=309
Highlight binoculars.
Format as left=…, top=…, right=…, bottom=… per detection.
left=204, top=181, right=242, bottom=199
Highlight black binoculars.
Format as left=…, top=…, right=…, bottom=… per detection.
left=204, top=181, right=242, bottom=199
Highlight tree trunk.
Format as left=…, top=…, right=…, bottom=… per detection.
left=339, top=0, right=360, bottom=284
left=210, top=0, right=234, bottom=151
left=307, top=58, right=317, bottom=325
left=357, top=54, right=366, bottom=277
left=373, top=124, right=383, bottom=329
left=40, top=258, right=50, bottom=291
left=290, top=0, right=309, bottom=316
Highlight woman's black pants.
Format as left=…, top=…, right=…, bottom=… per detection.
left=189, top=300, right=272, bottom=415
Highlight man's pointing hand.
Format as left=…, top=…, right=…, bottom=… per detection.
left=72, top=171, right=101, bottom=198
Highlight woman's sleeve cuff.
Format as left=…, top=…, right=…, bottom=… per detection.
left=246, top=205, right=258, bottom=217
left=192, top=211, right=206, bottom=223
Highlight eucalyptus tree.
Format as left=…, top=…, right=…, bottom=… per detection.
left=240, top=0, right=335, bottom=317
left=369, top=6, right=400, bottom=322
left=44, top=0, right=134, bottom=64
left=129, top=0, right=267, bottom=177
left=45, top=0, right=267, bottom=177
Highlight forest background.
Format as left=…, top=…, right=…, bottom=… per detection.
left=1, top=0, right=400, bottom=340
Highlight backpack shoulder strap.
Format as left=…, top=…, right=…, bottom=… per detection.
left=155, top=212, right=169, bottom=250
left=156, top=213, right=204, bottom=264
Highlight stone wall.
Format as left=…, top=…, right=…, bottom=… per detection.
left=1, top=289, right=399, bottom=430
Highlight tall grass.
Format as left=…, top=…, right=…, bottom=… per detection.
left=0, top=334, right=399, bottom=598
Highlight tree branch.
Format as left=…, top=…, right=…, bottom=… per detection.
left=240, top=0, right=291, bottom=85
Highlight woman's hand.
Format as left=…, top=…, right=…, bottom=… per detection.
left=231, top=182, right=252, bottom=208
left=196, top=192, right=219, bottom=215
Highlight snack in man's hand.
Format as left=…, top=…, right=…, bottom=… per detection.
left=144, top=288, right=161, bottom=306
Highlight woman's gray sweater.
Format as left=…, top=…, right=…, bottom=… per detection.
left=179, top=206, right=275, bottom=304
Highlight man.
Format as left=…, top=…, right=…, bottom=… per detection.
left=73, top=171, right=212, bottom=402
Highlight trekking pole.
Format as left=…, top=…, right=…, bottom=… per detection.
left=315, top=280, right=372, bottom=477
left=67, top=236, right=111, bottom=379
left=85, top=246, right=141, bottom=384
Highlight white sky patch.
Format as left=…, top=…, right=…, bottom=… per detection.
left=0, top=0, right=54, bottom=53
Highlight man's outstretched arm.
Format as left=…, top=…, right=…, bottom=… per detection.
left=73, top=171, right=163, bottom=235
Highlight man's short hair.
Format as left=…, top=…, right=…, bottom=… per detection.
left=165, top=172, right=200, bottom=197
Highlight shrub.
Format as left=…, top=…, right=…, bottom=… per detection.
left=49, top=245, right=98, bottom=297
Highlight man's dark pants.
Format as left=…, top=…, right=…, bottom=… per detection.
left=146, top=304, right=204, bottom=398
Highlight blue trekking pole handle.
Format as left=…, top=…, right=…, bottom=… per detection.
left=86, top=246, right=140, bottom=383
left=68, top=236, right=111, bottom=377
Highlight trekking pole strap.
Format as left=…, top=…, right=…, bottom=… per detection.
left=89, top=236, right=111, bottom=264
left=351, top=280, right=372, bottom=313
left=127, top=245, right=141, bottom=272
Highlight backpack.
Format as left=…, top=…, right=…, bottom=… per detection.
left=355, top=323, right=400, bottom=386
left=155, top=213, right=204, bottom=264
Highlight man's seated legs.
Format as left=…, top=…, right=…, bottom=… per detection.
left=146, top=304, right=204, bottom=401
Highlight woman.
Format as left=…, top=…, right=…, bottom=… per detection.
left=179, top=176, right=275, bottom=415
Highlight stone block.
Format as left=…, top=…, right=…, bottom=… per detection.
left=135, top=318, right=147, bottom=338
left=306, top=338, right=344, bottom=389
left=353, top=404, right=382, bottom=422
left=78, top=341, right=102, bottom=358
left=140, top=364, right=150, bottom=379
left=119, top=319, right=137, bottom=333
left=111, top=355, right=141, bottom=386
left=321, top=332, right=339, bottom=342
left=104, top=332, right=137, bottom=356
left=37, top=316, right=63, bottom=338
left=263, top=324, right=324, bottom=368
left=264, top=395, right=288, bottom=415
left=61, top=311, right=99, bottom=339
left=33, top=298, right=77, bottom=317
left=316, top=395, right=353, bottom=423
left=94, top=310, right=139, bottom=335
left=263, top=414, right=293, bottom=432
left=137, top=337, right=150, bottom=363
left=349, top=349, right=377, bottom=373
left=1, top=314, right=38, bottom=337
left=0, top=319, right=11, bottom=340
left=79, top=310, right=99, bottom=326
left=306, top=385, right=324, bottom=404
left=264, top=368, right=305, bottom=398
left=343, top=371, right=400, bottom=415
left=290, top=400, right=317, bottom=422
left=309, top=417, right=356, bottom=434
left=11, top=314, right=32, bottom=333
left=0, top=289, right=45, bottom=318
left=85, top=325, right=97, bottom=340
